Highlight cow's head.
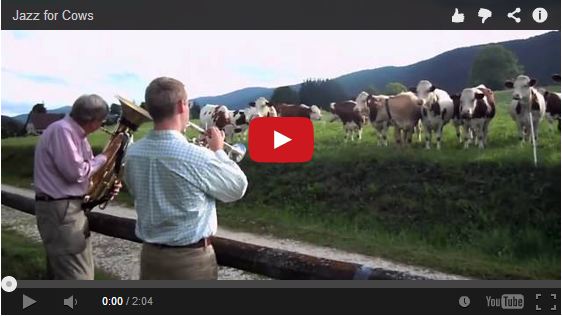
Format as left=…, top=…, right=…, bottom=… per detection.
left=253, top=97, right=271, bottom=117
left=354, top=91, right=370, bottom=114
left=505, top=75, right=536, bottom=102
left=309, top=105, right=322, bottom=121
left=416, top=80, right=437, bottom=100
left=460, top=88, right=485, bottom=119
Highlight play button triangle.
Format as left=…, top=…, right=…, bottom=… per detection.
left=22, top=294, right=37, bottom=310
left=273, top=130, right=292, bottom=149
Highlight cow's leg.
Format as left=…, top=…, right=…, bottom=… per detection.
left=406, top=127, right=414, bottom=146
left=382, top=123, right=389, bottom=146
left=469, top=123, right=477, bottom=149
left=436, top=123, right=444, bottom=150
left=475, top=122, right=484, bottom=149
left=376, top=126, right=384, bottom=146
left=481, top=121, right=487, bottom=147
left=358, top=127, right=363, bottom=141
left=514, top=119, right=525, bottom=145
left=463, top=121, right=471, bottom=149
left=454, top=123, right=462, bottom=144
left=425, top=128, right=432, bottom=150
left=394, top=127, right=402, bottom=146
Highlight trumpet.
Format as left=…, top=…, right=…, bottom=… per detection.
left=187, top=122, right=247, bottom=162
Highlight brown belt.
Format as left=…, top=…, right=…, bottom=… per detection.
left=146, top=238, right=211, bottom=249
left=35, top=193, right=83, bottom=201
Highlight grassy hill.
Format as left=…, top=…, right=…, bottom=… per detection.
left=191, top=31, right=560, bottom=108
left=2, top=87, right=560, bottom=279
left=336, top=31, right=561, bottom=96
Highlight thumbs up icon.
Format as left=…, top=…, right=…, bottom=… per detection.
left=451, top=8, right=465, bottom=23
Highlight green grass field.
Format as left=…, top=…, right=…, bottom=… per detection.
left=2, top=87, right=560, bottom=279
left=1, top=228, right=114, bottom=280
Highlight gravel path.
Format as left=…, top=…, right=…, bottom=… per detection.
left=1, top=185, right=469, bottom=280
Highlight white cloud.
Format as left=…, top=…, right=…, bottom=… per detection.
left=1, top=30, right=553, bottom=115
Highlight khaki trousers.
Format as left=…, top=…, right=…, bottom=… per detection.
left=140, top=243, right=218, bottom=280
left=35, top=199, right=94, bottom=280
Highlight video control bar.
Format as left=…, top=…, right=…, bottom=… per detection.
left=2, top=287, right=560, bottom=314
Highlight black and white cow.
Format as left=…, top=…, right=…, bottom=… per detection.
left=459, top=85, right=496, bottom=149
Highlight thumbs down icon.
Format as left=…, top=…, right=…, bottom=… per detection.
left=478, top=8, right=492, bottom=23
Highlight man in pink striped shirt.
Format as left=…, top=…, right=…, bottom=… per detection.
left=34, top=94, right=111, bottom=280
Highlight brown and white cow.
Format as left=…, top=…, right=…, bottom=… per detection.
left=330, top=100, right=364, bottom=142
left=251, top=97, right=277, bottom=118
left=541, top=74, right=562, bottom=131
left=199, top=104, right=238, bottom=141
left=459, top=85, right=496, bottom=149
left=415, top=80, right=454, bottom=150
left=542, top=90, right=561, bottom=131
left=355, top=91, right=422, bottom=146
left=505, top=75, right=546, bottom=144
left=272, top=103, right=322, bottom=120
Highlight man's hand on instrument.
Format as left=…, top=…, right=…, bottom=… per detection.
left=110, top=180, right=122, bottom=201
left=206, top=127, right=225, bottom=152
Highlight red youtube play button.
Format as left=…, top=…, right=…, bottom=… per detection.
left=248, top=117, right=314, bottom=163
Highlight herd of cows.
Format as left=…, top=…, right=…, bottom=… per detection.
left=199, top=74, right=561, bottom=149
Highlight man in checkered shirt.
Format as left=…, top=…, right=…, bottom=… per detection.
left=124, top=77, right=248, bottom=279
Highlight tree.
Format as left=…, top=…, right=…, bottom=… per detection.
left=270, top=86, right=299, bottom=104
left=384, top=82, right=407, bottom=95
left=298, top=78, right=347, bottom=110
left=469, top=45, right=523, bottom=90
left=110, top=103, right=122, bottom=116
left=364, top=85, right=380, bottom=96
left=190, top=101, right=201, bottom=120
left=21, top=103, right=47, bottom=135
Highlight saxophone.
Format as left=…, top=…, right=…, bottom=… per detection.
left=83, top=95, right=152, bottom=210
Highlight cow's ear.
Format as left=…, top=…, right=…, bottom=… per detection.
left=504, top=81, right=514, bottom=88
left=409, top=87, right=417, bottom=93
left=428, top=85, right=436, bottom=92
left=475, top=93, right=485, bottom=100
left=529, top=78, right=537, bottom=86
left=552, top=74, right=561, bottom=82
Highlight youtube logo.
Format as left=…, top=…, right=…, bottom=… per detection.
left=248, top=117, right=314, bottom=163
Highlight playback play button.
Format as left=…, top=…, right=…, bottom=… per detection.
left=22, top=294, right=37, bottom=310
left=273, top=130, right=292, bottom=149
left=248, top=117, right=314, bottom=163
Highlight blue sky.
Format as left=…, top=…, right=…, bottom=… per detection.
left=1, top=30, right=552, bottom=116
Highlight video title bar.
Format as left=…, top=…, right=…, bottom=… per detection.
left=1, top=0, right=560, bottom=30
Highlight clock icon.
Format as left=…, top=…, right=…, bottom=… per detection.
left=459, top=296, right=471, bottom=308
